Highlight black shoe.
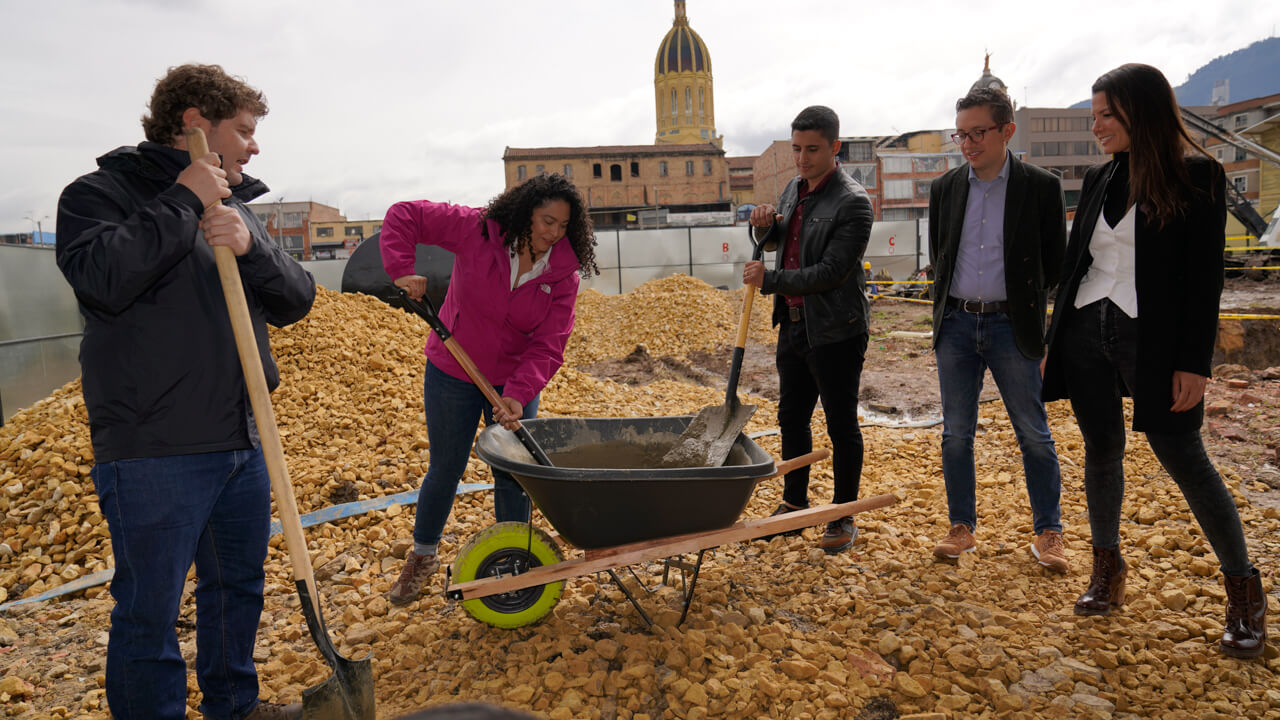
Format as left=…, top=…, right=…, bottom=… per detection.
left=758, top=502, right=808, bottom=541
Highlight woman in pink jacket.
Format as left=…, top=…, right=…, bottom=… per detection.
left=381, top=174, right=597, bottom=605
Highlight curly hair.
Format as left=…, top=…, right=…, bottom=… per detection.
left=482, top=173, right=598, bottom=278
left=142, top=64, right=268, bottom=144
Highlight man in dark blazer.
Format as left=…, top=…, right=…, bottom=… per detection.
left=927, top=87, right=1068, bottom=572
left=744, top=105, right=874, bottom=554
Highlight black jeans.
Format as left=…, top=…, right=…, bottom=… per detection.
left=1059, top=299, right=1253, bottom=576
left=776, top=316, right=868, bottom=507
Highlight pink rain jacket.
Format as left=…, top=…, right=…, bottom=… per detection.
left=380, top=200, right=580, bottom=405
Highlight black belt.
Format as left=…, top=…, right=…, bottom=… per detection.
left=947, top=297, right=1009, bottom=314
left=787, top=305, right=803, bottom=322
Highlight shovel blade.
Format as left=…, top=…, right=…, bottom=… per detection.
left=297, top=581, right=376, bottom=720
left=661, top=402, right=757, bottom=468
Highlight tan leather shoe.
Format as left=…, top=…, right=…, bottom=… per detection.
left=932, top=524, right=975, bottom=559
left=1032, top=530, right=1069, bottom=574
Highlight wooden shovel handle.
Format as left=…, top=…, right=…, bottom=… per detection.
left=185, top=128, right=321, bottom=617
left=734, top=287, right=755, bottom=349
left=770, top=449, right=831, bottom=478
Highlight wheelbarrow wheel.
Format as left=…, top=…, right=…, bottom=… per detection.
left=452, top=522, right=564, bottom=628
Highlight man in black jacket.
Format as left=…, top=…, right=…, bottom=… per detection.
left=744, top=105, right=873, bottom=554
left=927, top=88, right=1067, bottom=572
left=56, top=64, right=314, bottom=720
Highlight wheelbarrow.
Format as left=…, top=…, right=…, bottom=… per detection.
left=444, top=416, right=898, bottom=628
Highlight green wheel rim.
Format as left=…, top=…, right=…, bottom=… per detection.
left=452, top=521, right=564, bottom=628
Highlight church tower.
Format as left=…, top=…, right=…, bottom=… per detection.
left=970, top=53, right=1010, bottom=95
left=654, top=1, right=720, bottom=146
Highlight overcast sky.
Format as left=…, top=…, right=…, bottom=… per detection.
left=3, top=0, right=1278, bottom=234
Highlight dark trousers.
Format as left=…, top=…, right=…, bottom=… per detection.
left=1059, top=299, right=1253, bottom=576
left=776, top=316, right=868, bottom=507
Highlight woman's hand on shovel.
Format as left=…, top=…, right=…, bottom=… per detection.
left=394, top=274, right=428, bottom=301
left=493, top=396, right=524, bottom=430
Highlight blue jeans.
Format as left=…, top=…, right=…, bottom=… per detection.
left=936, top=306, right=1062, bottom=534
left=1059, top=299, right=1253, bottom=575
left=92, top=449, right=270, bottom=720
left=413, top=361, right=536, bottom=545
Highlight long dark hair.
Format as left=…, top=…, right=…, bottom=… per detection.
left=1091, top=63, right=1212, bottom=229
left=482, top=173, right=598, bottom=278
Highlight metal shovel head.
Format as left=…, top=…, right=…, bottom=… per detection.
left=661, top=401, right=757, bottom=468
left=296, top=580, right=376, bottom=720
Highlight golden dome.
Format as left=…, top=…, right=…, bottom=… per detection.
left=654, top=1, right=711, bottom=75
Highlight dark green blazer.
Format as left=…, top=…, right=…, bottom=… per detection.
left=927, top=152, right=1066, bottom=359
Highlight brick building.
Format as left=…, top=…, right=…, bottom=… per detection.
left=503, top=144, right=729, bottom=228
left=247, top=200, right=344, bottom=260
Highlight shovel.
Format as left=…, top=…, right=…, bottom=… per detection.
left=661, top=239, right=766, bottom=468
left=395, top=288, right=555, bottom=466
left=186, top=128, right=374, bottom=720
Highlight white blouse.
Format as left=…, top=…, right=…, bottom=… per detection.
left=509, top=249, right=550, bottom=290
left=1075, top=204, right=1139, bottom=318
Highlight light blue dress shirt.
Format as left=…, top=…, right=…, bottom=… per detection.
left=949, top=151, right=1010, bottom=302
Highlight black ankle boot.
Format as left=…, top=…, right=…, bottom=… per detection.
left=1221, top=568, right=1268, bottom=659
left=1074, top=545, right=1126, bottom=616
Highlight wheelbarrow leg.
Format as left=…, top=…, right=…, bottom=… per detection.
left=606, top=568, right=655, bottom=628
left=676, top=550, right=707, bottom=627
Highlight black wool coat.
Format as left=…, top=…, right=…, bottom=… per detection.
left=1041, top=154, right=1227, bottom=433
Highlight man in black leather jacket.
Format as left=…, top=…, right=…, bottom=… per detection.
left=56, top=64, right=313, bottom=720
left=744, top=105, right=874, bottom=554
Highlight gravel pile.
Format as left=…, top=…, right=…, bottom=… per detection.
left=1, top=277, right=1277, bottom=719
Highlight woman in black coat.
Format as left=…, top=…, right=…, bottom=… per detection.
left=1042, top=63, right=1267, bottom=658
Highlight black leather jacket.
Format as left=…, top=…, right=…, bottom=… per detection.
left=752, top=169, right=874, bottom=346
left=56, top=142, right=315, bottom=462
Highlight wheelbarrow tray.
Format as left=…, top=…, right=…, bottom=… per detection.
left=475, top=416, right=774, bottom=549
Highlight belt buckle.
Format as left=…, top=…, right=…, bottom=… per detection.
left=789, top=306, right=802, bottom=322
left=962, top=299, right=983, bottom=313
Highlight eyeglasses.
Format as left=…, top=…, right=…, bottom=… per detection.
left=951, top=124, right=1005, bottom=144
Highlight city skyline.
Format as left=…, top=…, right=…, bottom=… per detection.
left=3, top=0, right=1277, bottom=234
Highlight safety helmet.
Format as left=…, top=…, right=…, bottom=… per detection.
left=864, top=261, right=871, bottom=270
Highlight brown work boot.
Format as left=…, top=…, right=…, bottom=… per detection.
left=244, top=701, right=302, bottom=720
left=388, top=550, right=440, bottom=606
left=1031, top=530, right=1069, bottom=574
left=1221, top=568, right=1268, bottom=659
left=1074, top=546, right=1126, bottom=616
left=932, top=524, right=976, bottom=559
left=818, top=517, right=857, bottom=554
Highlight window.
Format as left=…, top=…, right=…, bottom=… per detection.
left=373, top=224, right=381, bottom=234
left=1216, top=148, right=1226, bottom=161
left=593, top=163, right=602, bottom=178
left=685, top=87, right=692, bottom=122
left=283, top=235, right=304, bottom=249
left=913, top=157, right=945, bottom=173
left=882, top=156, right=912, bottom=174
left=316, top=226, right=334, bottom=237
left=563, top=164, right=573, bottom=178
left=884, top=179, right=912, bottom=199
left=344, top=226, right=364, bottom=237
left=703, top=159, right=712, bottom=175
left=1235, top=114, right=1248, bottom=129
left=1233, top=175, right=1248, bottom=193
left=847, top=143, right=873, bottom=162
left=698, top=87, right=705, bottom=117
left=659, top=161, right=668, bottom=177
left=671, top=89, right=677, bottom=123
left=845, top=163, right=877, bottom=188
left=882, top=208, right=914, bottom=221
left=1235, top=148, right=1248, bottom=162
left=535, top=164, right=545, bottom=174
left=283, top=212, right=303, bottom=226
left=610, top=164, right=622, bottom=181
left=914, top=180, right=932, bottom=199
left=685, top=160, right=694, bottom=176
left=517, top=165, right=527, bottom=180
left=630, top=161, right=640, bottom=177
left=1069, top=117, right=1091, bottom=131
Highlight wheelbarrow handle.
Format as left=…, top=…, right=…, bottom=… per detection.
left=770, top=449, right=831, bottom=478
left=396, top=289, right=554, bottom=466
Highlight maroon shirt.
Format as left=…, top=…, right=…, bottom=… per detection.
left=782, top=167, right=838, bottom=308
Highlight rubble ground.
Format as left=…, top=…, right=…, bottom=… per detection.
left=1, top=276, right=1278, bottom=719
